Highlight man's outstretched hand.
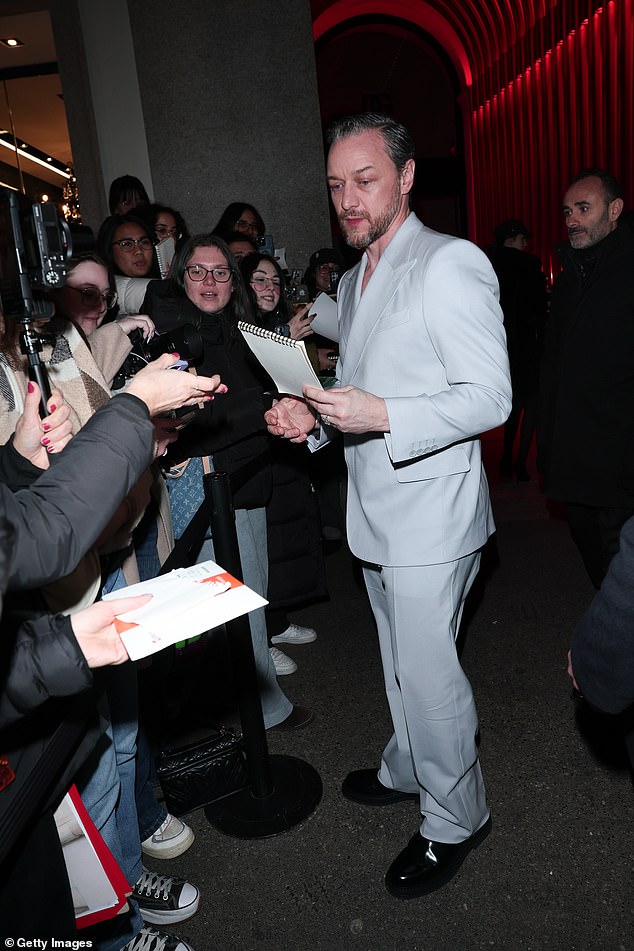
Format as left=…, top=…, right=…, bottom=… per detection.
left=265, top=396, right=317, bottom=443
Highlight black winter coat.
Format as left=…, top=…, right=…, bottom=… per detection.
left=538, top=225, right=634, bottom=506
left=144, top=280, right=272, bottom=510
left=571, top=512, right=634, bottom=715
left=0, top=395, right=154, bottom=864
left=487, top=246, right=547, bottom=396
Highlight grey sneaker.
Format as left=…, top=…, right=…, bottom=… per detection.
left=271, top=623, right=317, bottom=645
left=142, top=813, right=194, bottom=859
left=269, top=646, right=298, bottom=675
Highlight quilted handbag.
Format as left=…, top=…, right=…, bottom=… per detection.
left=156, top=728, right=249, bottom=816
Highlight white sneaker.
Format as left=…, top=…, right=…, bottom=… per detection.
left=122, top=925, right=194, bottom=950
left=141, top=814, right=194, bottom=859
left=134, top=868, right=200, bottom=924
left=270, top=623, right=317, bottom=645
left=269, top=646, right=298, bottom=675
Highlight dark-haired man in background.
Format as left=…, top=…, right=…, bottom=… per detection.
left=538, top=168, right=633, bottom=588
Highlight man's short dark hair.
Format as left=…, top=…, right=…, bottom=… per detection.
left=326, top=113, right=415, bottom=174
left=569, top=168, right=624, bottom=203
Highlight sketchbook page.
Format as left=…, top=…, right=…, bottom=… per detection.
left=238, top=322, right=323, bottom=397
left=309, top=292, right=339, bottom=342
left=55, top=785, right=131, bottom=928
left=155, top=236, right=175, bottom=277
left=103, top=559, right=268, bottom=660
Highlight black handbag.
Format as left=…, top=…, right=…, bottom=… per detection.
left=156, top=728, right=248, bottom=817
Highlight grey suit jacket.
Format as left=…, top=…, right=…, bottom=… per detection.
left=334, top=212, right=511, bottom=567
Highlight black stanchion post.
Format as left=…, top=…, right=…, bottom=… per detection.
left=201, top=470, right=322, bottom=838
left=202, top=471, right=272, bottom=798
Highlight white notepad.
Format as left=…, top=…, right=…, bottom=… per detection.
left=238, top=321, right=323, bottom=396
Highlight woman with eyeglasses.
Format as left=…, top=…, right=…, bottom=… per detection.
left=53, top=253, right=155, bottom=365
left=239, top=252, right=325, bottom=676
left=144, top=233, right=313, bottom=730
left=137, top=202, right=189, bottom=247
left=97, top=213, right=162, bottom=317
left=240, top=251, right=314, bottom=341
left=212, top=201, right=265, bottom=242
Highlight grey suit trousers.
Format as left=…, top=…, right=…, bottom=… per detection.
left=364, top=552, right=489, bottom=844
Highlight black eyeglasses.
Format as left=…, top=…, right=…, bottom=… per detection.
left=66, top=285, right=118, bottom=310
left=235, top=219, right=258, bottom=234
left=112, top=237, right=154, bottom=252
left=185, top=265, right=233, bottom=283
left=156, top=225, right=182, bottom=240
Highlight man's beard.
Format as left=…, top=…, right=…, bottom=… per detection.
left=339, top=182, right=402, bottom=249
left=568, top=213, right=612, bottom=249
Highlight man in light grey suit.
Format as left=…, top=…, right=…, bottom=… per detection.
left=266, top=114, right=511, bottom=898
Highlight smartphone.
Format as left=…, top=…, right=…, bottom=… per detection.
left=256, top=234, right=275, bottom=256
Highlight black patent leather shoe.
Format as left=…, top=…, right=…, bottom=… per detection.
left=385, top=815, right=492, bottom=898
left=341, top=769, right=419, bottom=806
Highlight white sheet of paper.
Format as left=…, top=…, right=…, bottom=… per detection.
left=309, top=292, right=339, bottom=342
left=274, top=247, right=287, bottom=270
left=103, top=560, right=267, bottom=660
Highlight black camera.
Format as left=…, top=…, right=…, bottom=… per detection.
left=0, top=188, right=79, bottom=413
left=0, top=187, right=72, bottom=322
left=134, top=322, right=203, bottom=365
left=112, top=322, right=204, bottom=390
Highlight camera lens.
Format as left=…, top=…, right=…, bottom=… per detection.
left=145, top=323, right=203, bottom=365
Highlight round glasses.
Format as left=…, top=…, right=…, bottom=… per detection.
left=185, top=265, right=233, bottom=283
left=251, top=276, right=281, bottom=289
left=155, top=225, right=182, bottom=240
left=235, top=218, right=258, bottom=234
left=66, top=285, right=118, bottom=310
left=112, top=237, right=154, bottom=252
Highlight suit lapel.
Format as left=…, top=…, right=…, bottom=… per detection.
left=340, top=214, right=419, bottom=383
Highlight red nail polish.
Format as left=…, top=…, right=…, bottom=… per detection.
left=46, top=444, right=55, bottom=453
left=27, top=381, right=34, bottom=394
left=42, top=423, right=50, bottom=432
left=49, top=404, right=57, bottom=412
left=41, top=437, right=50, bottom=446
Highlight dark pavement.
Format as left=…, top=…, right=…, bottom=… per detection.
left=157, top=431, right=634, bottom=951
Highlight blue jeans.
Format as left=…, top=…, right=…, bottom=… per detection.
left=78, top=565, right=164, bottom=950
left=76, top=661, right=144, bottom=950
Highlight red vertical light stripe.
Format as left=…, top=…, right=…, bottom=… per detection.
left=578, top=23, right=592, bottom=165
left=623, top=0, right=634, bottom=183
left=591, top=8, right=605, bottom=168
left=606, top=1, right=620, bottom=174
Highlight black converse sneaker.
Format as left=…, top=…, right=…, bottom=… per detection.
left=133, top=868, right=200, bottom=924
left=121, top=925, right=194, bottom=951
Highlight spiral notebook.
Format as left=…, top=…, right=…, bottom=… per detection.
left=238, top=321, right=322, bottom=396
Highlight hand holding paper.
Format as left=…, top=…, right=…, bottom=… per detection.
left=104, top=560, right=267, bottom=660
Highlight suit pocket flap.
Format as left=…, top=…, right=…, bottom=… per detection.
left=394, top=444, right=471, bottom=482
